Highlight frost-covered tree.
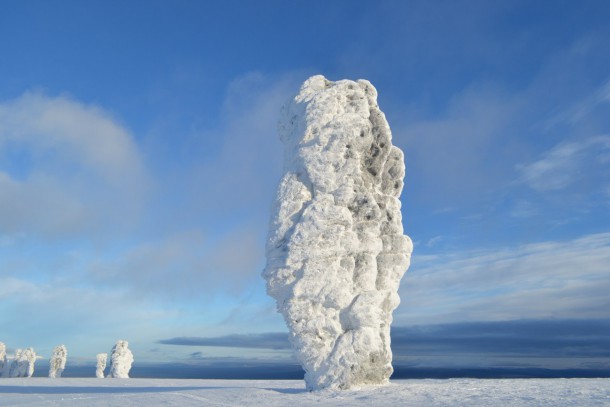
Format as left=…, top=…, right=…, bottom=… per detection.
left=49, top=345, right=67, bottom=378
left=107, top=340, right=133, bottom=378
left=96, top=353, right=107, bottom=378
left=0, top=342, right=6, bottom=378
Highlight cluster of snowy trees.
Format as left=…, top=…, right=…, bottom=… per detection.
left=0, top=340, right=133, bottom=378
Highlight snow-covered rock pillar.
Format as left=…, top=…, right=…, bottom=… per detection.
left=9, top=348, right=36, bottom=378
left=96, top=353, right=107, bottom=378
left=263, top=75, right=413, bottom=390
left=49, top=345, right=67, bottom=378
left=0, top=342, right=6, bottom=378
left=8, top=349, right=22, bottom=377
left=23, top=348, right=36, bottom=378
left=107, top=340, right=133, bottom=378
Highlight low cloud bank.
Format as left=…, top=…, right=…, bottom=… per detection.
left=159, top=318, right=610, bottom=361
left=159, top=332, right=291, bottom=350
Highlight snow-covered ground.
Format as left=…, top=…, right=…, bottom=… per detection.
left=0, top=378, right=609, bottom=406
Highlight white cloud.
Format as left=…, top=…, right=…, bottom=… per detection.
left=559, top=78, right=610, bottom=124
left=0, top=92, right=144, bottom=183
left=396, top=233, right=610, bottom=324
left=426, top=236, right=443, bottom=248
left=0, top=92, right=149, bottom=238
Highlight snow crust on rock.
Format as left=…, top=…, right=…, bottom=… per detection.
left=107, top=341, right=133, bottom=378
left=49, top=345, right=67, bottom=378
left=96, top=353, right=107, bottom=379
left=263, top=75, right=412, bottom=390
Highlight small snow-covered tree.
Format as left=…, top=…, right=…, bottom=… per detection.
left=0, top=342, right=6, bottom=378
left=96, top=353, right=107, bottom=378
left=107, top=340, right=133, bottom=378
left=49, top=345, right=67, bottom=378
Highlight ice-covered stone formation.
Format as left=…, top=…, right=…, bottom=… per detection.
left=96, top=353, right=107, bottom=378
left=263, top=75, right=412, bottom=391
left=0, top=342, right=6, bottom=377
left=8, top=349, right=21, bottom=377
left=8, top=347, right=37, bottom=377
left=23, top=348, right=37, bottom=378
left=49, top=345, right=67, bottom=378
left=107, top=340, right=133, bottom=378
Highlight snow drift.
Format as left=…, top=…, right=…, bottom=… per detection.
left=263, top=75, right=412, bottom=390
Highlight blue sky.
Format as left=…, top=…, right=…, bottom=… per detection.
left=0, top=0, right=609, bottom=373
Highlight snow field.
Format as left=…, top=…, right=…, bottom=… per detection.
left=0, top=378, right=608, bottom=406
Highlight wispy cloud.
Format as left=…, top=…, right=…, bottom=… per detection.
left=397, top=233, right=610, bottom=324
left=546, top=77, right=610, bottom=126
left=176, top=71, right=301, bottom=220
left=86, top=227, right=264, bottom=300
left=517, top=136, right=610, bottom=192
left=159, top=332, right=291, bottom=350
left=396, top=85, right=522, bottom=208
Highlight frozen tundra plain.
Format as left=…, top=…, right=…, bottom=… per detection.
left=1, top=378, right=609, bottom=406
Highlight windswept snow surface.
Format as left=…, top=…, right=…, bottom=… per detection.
left=264, top=75, right=412, bottom=390
left=0, top=378, right=609, bottom=406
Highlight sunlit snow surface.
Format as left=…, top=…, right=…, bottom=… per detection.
left=1, top=378, right=609, bottom=406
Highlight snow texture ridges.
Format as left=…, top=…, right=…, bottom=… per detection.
left=263, top=75, right=412, bottom=390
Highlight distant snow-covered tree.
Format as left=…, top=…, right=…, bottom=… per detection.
left=96, top=353, right=107, bottom=378
left=107, top=340, right=133, bottom=378
left=49, top=345, right=67, bottom=378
